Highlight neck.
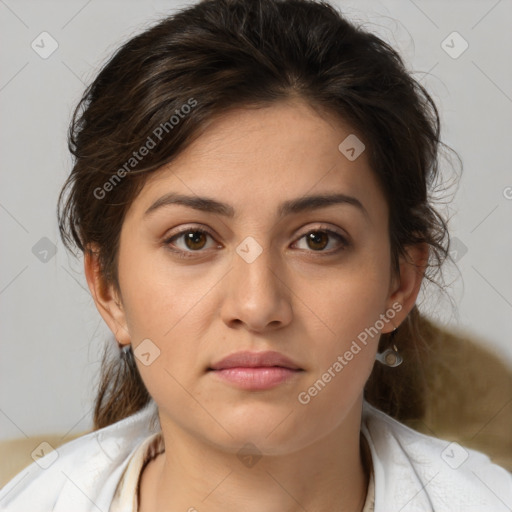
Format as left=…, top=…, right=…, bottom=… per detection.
left=140, top=402, right=370, bottom=512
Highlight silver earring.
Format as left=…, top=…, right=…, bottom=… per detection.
left=375, top=328, right=403, bottom=367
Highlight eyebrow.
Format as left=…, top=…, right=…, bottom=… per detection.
left=144, top=192, right=369, bottom=221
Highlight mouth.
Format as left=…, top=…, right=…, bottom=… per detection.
left=209, top=366, right=303, bottom=390
left=207, top=350, right=304, bottom=390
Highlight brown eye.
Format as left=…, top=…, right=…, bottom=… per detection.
left=294, top=229, right=348, bottom=253
left=164, top=227, right=216, bottom=257
left=182, top=230, right=208, bottom=250
left=305, top=231, right=329, bottom=251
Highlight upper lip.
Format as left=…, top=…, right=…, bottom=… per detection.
left=208, top=350, right=302, bottom=371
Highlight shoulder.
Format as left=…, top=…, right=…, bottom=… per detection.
left=361, top=401, right=512, bottom=511
left=0, top=401, right=159, bottom=512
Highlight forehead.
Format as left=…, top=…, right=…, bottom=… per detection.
left=126, top=99, right=387, bottom=224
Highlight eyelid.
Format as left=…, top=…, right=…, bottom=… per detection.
left=292, top=226, right=349, bottom=254
left=296, top=223, right=348, bottom=241
left=163, top=225, right=218, bottom=247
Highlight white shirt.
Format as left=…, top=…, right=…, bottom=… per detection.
left=1, top=400, right=510, bottom=511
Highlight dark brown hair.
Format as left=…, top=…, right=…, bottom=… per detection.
left=57, top=0, right=459, bottom=429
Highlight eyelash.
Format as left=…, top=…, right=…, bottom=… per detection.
left=163, top=225, right=349, bottom=259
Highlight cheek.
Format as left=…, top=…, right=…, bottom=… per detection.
left=303, top=253, right=392, bottom=338
left=117, top=247, right=221, bottom=397
left=292, top=268, right=390, bottom=429
left=297, top=279, right=387, bottom=394
left=119, top=244, right=207, bottom=336
left=298, top=250, right=392, bottom=388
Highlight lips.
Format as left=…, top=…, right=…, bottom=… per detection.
left=207, top=350, right=304, bottom=390
left=208, top=350, right=302, bottom=371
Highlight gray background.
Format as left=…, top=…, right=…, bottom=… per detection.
left=1, top=0, right=511, bottom=440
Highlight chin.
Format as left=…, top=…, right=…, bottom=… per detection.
left=201, top=404, right=312, bottom=455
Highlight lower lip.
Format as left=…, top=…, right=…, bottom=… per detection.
left=209, top=367, right=301, bottom=390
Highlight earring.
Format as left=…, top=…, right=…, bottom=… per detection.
left=375, top=327, right=403, bottom=367
left=121, top=344, right=131, bottom=356
left=117, top=340, right=131, bottom=357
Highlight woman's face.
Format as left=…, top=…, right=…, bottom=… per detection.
left=91, top=99, right=421, bottom=455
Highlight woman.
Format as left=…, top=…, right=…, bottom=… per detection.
left=1, top=0, right=510, bottom=510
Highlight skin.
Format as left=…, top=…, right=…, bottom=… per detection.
left=85, top=98, right=428, bottom=512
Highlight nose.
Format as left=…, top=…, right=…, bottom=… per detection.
left=220, top=239, right=293, bottom=333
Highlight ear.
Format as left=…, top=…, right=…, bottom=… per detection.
left=383, top=242, right=429, bottom=333
left=84, top=245, right=130, bottom=346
